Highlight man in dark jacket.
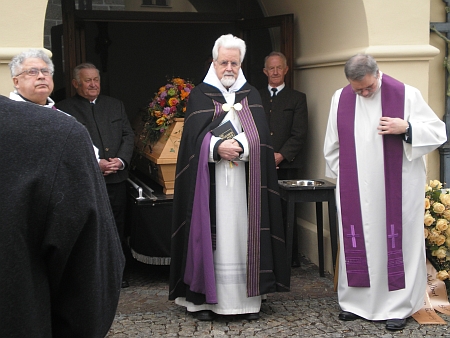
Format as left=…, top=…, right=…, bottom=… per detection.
left=0, top=96, right=124, bottom=337
left=259, top=52, right=308, bottom=267
left=57, top=63, right=134, bottom=288
left=259, top=51, right=308, bottom=179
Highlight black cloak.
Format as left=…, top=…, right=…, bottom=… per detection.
left=169, top=82, right=290, bottom=305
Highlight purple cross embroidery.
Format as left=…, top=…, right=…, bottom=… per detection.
left=346, top=224, right=359, bottom=248
left=388, top=224, right=398, bottom=249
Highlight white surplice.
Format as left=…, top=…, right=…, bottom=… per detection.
left=175, top=64, right=261, bottom=314
left=323, top=73, right=447, bottom=320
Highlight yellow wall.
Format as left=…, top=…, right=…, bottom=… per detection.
left=0, top=0, right=50, bottom=95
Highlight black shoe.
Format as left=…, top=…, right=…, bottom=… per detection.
left=385, top=318, right=406, bottom=331
left=338, top=311, right=361, bottom=321
left=242, top=312, right=260, bottom=321
left=291, top=259, right=301, bottom=268
left=195, top=310, right=216, bottom=321
left=121, top=279, right=129, bottom=288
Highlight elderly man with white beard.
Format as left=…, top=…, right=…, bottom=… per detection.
left=169, top=34, right=290, bottom=321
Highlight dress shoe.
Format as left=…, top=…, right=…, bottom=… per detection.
left=242, top=312, right=260, bottom=320
left=195, top=310, right=216, bottom=321
left=338, top=311, right=361, bottom=321
left=385, top=318, right=407, bottom=331
left=291, top=259, right=301, bottom=268
left=121, top=279, right=129, bottom=288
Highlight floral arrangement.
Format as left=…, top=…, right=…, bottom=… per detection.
left=424, top=179, right=450, bottom=292
left=140, top=77, right=194, bottom=145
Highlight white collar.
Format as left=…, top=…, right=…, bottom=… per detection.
left=9, top=91, right=55, bottom=109
left=267, top=83, right=285, bottom=95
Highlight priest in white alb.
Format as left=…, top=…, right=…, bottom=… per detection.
left=324, top=54, right=447, bottom=331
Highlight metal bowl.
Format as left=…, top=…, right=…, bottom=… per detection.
left=281, top=180, right=325, bottom=187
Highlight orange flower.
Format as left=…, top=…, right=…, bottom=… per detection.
left=168, top=97, right=179, bottom=107
left=172, top=78, right=184, bottom=86
left=180, top=90, right=189, bottom=100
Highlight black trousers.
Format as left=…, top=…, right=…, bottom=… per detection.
left=277, top=167, right=300, bottom=265
left=106, top=181, right=127, bottom=244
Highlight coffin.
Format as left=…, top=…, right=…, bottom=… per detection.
left=133, top=118, right=184, bottom=194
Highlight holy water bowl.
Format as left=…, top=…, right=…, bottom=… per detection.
left=280, top=180, right=325, bottom=187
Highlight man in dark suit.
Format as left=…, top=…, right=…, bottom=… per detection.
left=259, top=52, right=308, bottom=267
left=57, top=63, right=134, bottom=287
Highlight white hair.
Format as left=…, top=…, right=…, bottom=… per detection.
left=212, top=34, right=246, bottom=63
left=9, top=49, right=54, bottom=77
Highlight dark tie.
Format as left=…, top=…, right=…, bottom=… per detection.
left=271, top=88, right=278, bottom=97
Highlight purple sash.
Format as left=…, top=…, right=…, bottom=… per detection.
left=183, top=96, right=263, bottom=301
left=184, top=132, right=218, bottom=303
left=337, top=74, right=405, bottom=291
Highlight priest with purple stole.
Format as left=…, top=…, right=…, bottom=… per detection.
left=324, top=54, right=447, bottom=331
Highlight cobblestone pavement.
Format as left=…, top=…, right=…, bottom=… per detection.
left=107, top=254, right=450, bottom=337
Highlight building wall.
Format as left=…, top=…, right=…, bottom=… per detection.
left=260, top=0, right=442, bottom=273
left=0, top=0, right=50, bottom=95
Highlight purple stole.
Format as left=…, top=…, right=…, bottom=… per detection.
left=184, top=96, right=262, bottom=302
left=337, top=74, right=406, bottom=291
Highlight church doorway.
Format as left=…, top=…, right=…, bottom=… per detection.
left=52, top=0, right=293, bottom=122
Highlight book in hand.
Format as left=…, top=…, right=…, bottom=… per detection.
left=211, top=120, right=238, bottom=140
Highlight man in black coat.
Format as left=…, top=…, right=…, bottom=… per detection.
left=259, top=52, right=308, bottom=267
left=169, top=34, right=290, bottom=322
left=259, top=52, right=308, bottom=179
left=0, top=96, right=124, bottom=337
left=57, top=63, right=134, bottom=288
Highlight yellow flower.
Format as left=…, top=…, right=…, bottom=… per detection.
left=437, top=270, right=450, bottom=281
left=425, top=198, right=431, bottom=210
left=446, top=237, right=450, bottom=248
left=436, top=235, right=447, bottom=246
left=440, top=193, right=450, bottom=206
left=425, top=184, right=432, bottom=192
left=433, top=202, right=446, bottom=214
left=429, top=229, right=441, bottom=244
left=430, top=180, right=443, bottom=189
left=424, top=228, right=430, bottom=239
left=432, top=246, right=447, bottom=259
left=424, top=212, right=435, bottom=226
left=443, top=209, right=450, bottom=220
left=156, top=117, right=166, bottom=126
left=436, top=219, right=449, bottom=232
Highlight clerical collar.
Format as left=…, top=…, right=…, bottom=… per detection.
left=268, top=83, right=285, bottom=94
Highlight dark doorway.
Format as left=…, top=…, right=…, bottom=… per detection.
left=54, top=1, right=293, bottom=123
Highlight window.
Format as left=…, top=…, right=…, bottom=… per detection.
left=142, top=0, right=170, bottom=6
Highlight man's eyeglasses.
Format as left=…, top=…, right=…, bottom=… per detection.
left=352, top=78, right=378, bottom=95
left=216, top=60, right=240, bottom=68
left=15, top=68, right=53, bottom=77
